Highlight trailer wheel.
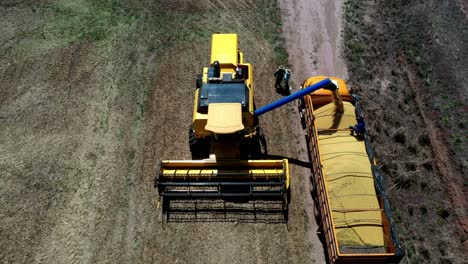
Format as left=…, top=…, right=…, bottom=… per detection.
left=316, top=225, right=325, bottom=243
left=298, top=99, right=306, bottom=130
left=313, top=197, right=321, bottom=223
left=314, top=203, right=320, bottom=220
left=309, top=175, right=317, bottom=197
left=300, top=116, right=306, bottom=130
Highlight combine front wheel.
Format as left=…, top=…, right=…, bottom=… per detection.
left=189, top=125, right=209, bottom=159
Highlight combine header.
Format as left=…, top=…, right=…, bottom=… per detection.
left=156, top=160, right=288, bottom=200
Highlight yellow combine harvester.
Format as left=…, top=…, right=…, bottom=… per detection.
left=155, top=34, right=290, bottom=215
left=299, top=76, right=404, bottom=263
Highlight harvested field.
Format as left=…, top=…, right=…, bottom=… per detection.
left=0, top=0, right=329, bottom=263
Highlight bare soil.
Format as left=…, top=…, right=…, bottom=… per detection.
left=278, top=0, right=348, bottom=262
left=279, top=0, right=347, bottom=82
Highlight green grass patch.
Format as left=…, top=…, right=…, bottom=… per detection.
left=38, top=0, right=135, bottom=46
left=253, top=1, right=289, bottom=64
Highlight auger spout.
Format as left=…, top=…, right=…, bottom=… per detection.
left=254, top=78, right=336, bottom=117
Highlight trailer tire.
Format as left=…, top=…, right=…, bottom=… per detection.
left=316, top=225, right=325, bottom=243
left=313, top=197, right=321, bottom=223
left=298, top=99, right=306, bottom=130
left=309, top=175, right=317, bottom=197
left=314, top=203, right=320, bottom=220
left=300, top=115, right=306, bottom=130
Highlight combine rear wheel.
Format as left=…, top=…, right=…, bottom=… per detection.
left=240, top=136, right=262, bottom=159
left=195, top=74, right=202, bottom=88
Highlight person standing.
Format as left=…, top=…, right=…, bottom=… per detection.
left=349, top=116, right=366, bottom=136
left=274, top=66, right=285, bottom=92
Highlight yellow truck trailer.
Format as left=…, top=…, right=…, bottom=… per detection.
left=299, top=76, right=404, bottom=263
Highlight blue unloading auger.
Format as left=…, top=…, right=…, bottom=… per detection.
left=254, top=78, right=337, bottom=117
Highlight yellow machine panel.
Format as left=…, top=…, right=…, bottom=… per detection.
left=205, top=103, right=244, bottom=134
left=211, top=33, right=239, bottom=65
left=302, top=75, right=352, bottom=106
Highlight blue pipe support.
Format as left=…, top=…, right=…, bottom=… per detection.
left=254, top=78, right=332, bottom=117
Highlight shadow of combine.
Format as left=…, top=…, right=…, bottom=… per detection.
left=266, top=154, right=311, bottom=168
left=164, top=200, right=287, bottom=224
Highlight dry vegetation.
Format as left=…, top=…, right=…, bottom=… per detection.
left=343, top=0, right=467, bottom=263
left=1, top=0, right=325, bottom=263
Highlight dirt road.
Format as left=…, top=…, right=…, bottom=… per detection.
left=279, top=0, right=348, bottom=82
left=277, top=0, right=348, bottom=261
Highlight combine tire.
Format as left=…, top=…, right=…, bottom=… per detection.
left=240, top=135, right=262, bottom=159
left=189, top=125, right=209, bottom=159
left=248, top=137, right=262, bottom=159
left=196, top=74, right=202, bottom=88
